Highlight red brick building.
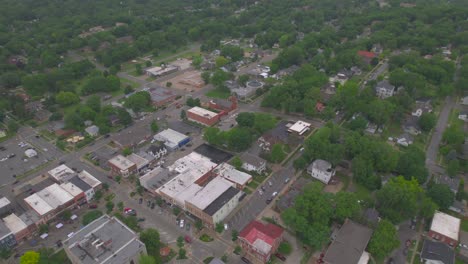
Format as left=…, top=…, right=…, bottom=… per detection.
left=428, top=211, right=460, bottom=247
left=239, top=220, right=284, bottom=263
left=209, top=96, right=238, bottom=113
left=357, top=50, right=377, bottom=64
left=187, top=106, right=222, bottom=126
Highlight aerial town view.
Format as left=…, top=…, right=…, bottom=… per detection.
left=0, top=0, right=467, bottom=264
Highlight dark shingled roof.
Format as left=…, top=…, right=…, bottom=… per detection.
left=194, top=144, right=233, bottom=164
left=69, top=175, right=92, bottom=192
left=323, top=219, right=373, bottom=264
left=420, top=239, right=455, bottom=264
left=203, top=187, right=240, bottom=216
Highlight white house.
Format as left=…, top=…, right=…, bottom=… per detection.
left=85, top=125, right=99, bottom=137
left=147, top=144, right=167, bottom=160
left=307, top=159, right=335, bottom=184
left=458, top=111, right=468, bottom=122
left=239, top=153, right=267, bottom=174
left=375, top=80, right=395, bottom=99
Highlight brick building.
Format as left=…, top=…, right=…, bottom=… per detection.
left=187, top=106, right=222, bottom=126
left=428, top=211, right=460, bottom=247
left=239, top=220, right=284, bottom=264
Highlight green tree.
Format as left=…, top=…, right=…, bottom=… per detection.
left=376, top=176, right=423, bottom=223
left=55, top=91, right=80, bottom=106
left=116, top=108, right=132, bottom=126
left=215, top=56, right=229, bottom=68
left=427, top=184, right=455, bottom=209
left=195, top=220, right=203, bottom=230
left=456, top=179, right=465, bottom=201
left=396, top=146, right=428, bottom=184
left=122, top=148, right=132, bottom=156
left=124, top=91, right=151, bottom=112
left=177, top=236, right=184, bottom=248
left=367, top=220, right=400, bottom=259
left=270, top=144, right=286, bottom=163
left=79, top=106, right=97, bottom=121
left=238, top=75, right=249, bottom=87
left=236, top=112, right=255, bottom=127
left=140, top=228, right=161, bottom=261
left=20, top=251, right=40, bottom=264
left=201, top=72, right=211, bottom=84
left=139, top=255, right=156, bottom=264
left=150, top=121, right=159, bottom=133
left=180, top=110, right=186, bottom=120
left=7, top=120, right=19, bottom=133
left=215, top=222, right=224, bottom=233
left=106, top=201, right=114, bottom=212
left=135, top=64, right=143, bottom=75
left=352, top=155, right=381, bottom=190
left=64, top=112, right=83, bottom=130
left=203, top=127, right=221, bottom=145
left=253, top=113, right=277, bottom=134
left=232, top=156, right=243, bottom=170
left=443, top=124, right=464, bottom=146
left=447, top=159, right=460, bottom=177
left=418, top=113, right=437, bottom=132
left=227, top=127, right=252, bottom=151
left=278, top=241, right=293, bottom=255
left=86, top=95, right=101, bottom=112
left=177, top=248, right=186, bottom=259
left=334, top=192, right=360, bottom=223
left=231, top=229, right=239, bottom=241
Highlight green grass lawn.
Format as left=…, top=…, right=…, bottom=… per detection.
left=248, top=181, right=259, bottom=189
left=461, top=219, right=468, bottom=232
left=205, top=88, right=231, bottom=99
left=353, top=182, right=373, bottom=201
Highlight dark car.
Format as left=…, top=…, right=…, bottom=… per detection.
left=104, top=134, right=111, bottom=138
left=89, top=204, right=98, bottom=209
left=176, top=218, right=180, bottom=225
left=387, top=258, right=395, bottom=264
left=7, top=153, right=15, bottom=158
left=241, top=257, right=251, bottom=264
left=137, top=218, right=146, bottom=222
left=275, top=253, right=286, bottom=261
left=151, top=202, right=155, bottom=209
left=139, top=198, right=143, bottom=204
left=186, top=223, right=191, bottom=231
left=266, top=198, right=273, bottom=204
left=0, top=146, right=5, bottom=151
left=147, top=200, right=151, bottom=207
left=56, top=240, right=63, bottom=247
left=261, top=186, right=266, bottom=191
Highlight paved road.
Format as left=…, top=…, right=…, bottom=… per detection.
left=390, top=220, right=419, bottom=264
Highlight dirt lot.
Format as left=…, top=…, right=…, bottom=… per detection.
left=160, top=70, right=204, bottom=92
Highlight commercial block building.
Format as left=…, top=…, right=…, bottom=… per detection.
left=287, top=120, right=311, bottom=136
left=187, top=106, right=222, bottom=126
left=154, top=128, right=190, bottom=150
left=108, top=155, right=137, bottom=177
left=213, top=163, right=252, bottom=189
left=3, top=213, right=29, bottom=243
left=147, top=86, right=177, bottom=107
left=429, top=211, right=460, bottom=247
left=64, top=215, right=147, bottom=264
left=0, top=221, right=16, bottom=250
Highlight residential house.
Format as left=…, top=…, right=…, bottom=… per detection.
left=147, top=143, right=167, bottom=160
left=316, top=102, right=326, bottom=113
left=127, top=153, right=149, bottom=173
left=459, top=110, right=468, bottom=122
left=85, top=125, right=99, bottom=137
left=403, top=116, right=422, bottom=135
left=307, top=159, right=335, bottom=184
left=375, top=80, right=395, bottom=99
left=239, top=220, right=284, bottom=263
left=239, top=153, right=267, bottom=174
left=420, top=239, right=454, bottom=264
left=411, top=99, right=433, bottom=117
left=434, top=175, right=460, bottom=194
left=428, top=211, right=460, bottom=246
left=462, top=96, right=468, bottom=106
left=112, top=127, right=152, bottom=149
left=108, top=114, right=120, bottom=126
left=357, top=50, right=377, bottom=64
left=34, top=109, right=52, bottom=122
left=323, top=219, right=373, bottom=264
left=396, top=133, right=414, bottom=147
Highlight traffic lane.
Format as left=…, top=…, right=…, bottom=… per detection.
left=227, top=167, right=293, bottom=232
left=190, top=239, right=229, bottom=264
left=391, top=220, right=418, bottom=264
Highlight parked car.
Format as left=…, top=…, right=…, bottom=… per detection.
left=176, top=218, right=180, bottom=225
left=261, top=186, right=266, bottom=191
left=184, top=235, right=192, bottom=243
left=266, top=198, right=273, bottom=204
left=241, top=257, right=251, bottom=264
left=275, top=253, right=286, bottom=261
left=179, top=219, right=185, bottom=228
left=272, top=191, right=278, bottom=197
left=137, top=218, right=146, bottom=222
left=151, top=202, right=155, bottom=209
left=89, top=204, right=98, bottom=209
left=284, top=178, right=290, bottom=184
left=224, top=223, right=228, bottom=230
left=186, top=223, right=191, bottom=231
left=139, top=198, right=143, bottom=204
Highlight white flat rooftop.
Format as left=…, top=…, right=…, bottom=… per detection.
left=189, top=177, right=233, bottom=210
left=127, top=153, right=149, bottom=169
left=37, top=183, right=74, bottom=208
left=431, top=211, right=461, bottom=241
left=169, top=152, right=216, bottom=174
left=188, top=106, right=218, bottom=119
left=109, top=155, right=136, bottom=171
left=48, top=164, right=75, bottom=182
left=288, top=120, right=311, bottom=134
left=215, top=163, right=252, bottom=186
left=24, top=194, right=53, bottom=216
left=3, top=214, right=27, bottom=234
left=0, top=197, right=11, bottom=208
left=154, top=129, right=188, bottom=147
left=78, top=170, right=101, bottom=188
left=60, top=182, right=84, bottom=198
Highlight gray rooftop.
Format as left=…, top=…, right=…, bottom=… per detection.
left=204, top=187, right=240, bottom=216
left=420, top=239, right=454, bottom=264
left=308, top=159, right=332, bottom=172
left=434, top=175, right=460, bottom=193
left=323, top=219, right=373, bottom=264
left=239, top=153, right=266, bottom=168
left=0, top=220, right=12, bottom=239
left=65, top=215, right=146, bottom=264
left=69, top=175, right=92, bottom=192
left=375, top=80, right=395, bottom=92
left=148, top=86, right=176, bottom=103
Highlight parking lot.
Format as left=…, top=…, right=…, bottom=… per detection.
left=87, top=145, right=118, bottom=171
left=0, top=138, right=53, bottom=184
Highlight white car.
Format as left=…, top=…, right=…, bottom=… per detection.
left=259, top=190, right=263, bottom=195
left=224, top=223, right=228, bottom=230
left=179, top=219, right=185, bottom=228
left=272, top=192, right=278, bottom=197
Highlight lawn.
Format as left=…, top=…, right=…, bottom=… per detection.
left=199, top=234, right=214, bottom=242
left=248, top=181, right=259, bottom=189
left=461, top=219, right=468, bottom=232
left=205, top=88, right=231, bottom=99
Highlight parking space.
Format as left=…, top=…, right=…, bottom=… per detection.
left=217, top=112, right=239, bottom=131
left=87, top=145, right=118, bottom=171
left=0, top=138, right=52, bottom=184
left=167, top=120, right=201, bottom=136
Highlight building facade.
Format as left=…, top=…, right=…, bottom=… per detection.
left=239, top=221, right=284, bottom=264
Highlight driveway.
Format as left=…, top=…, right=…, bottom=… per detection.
left=390, top=220, right=418, bottom=264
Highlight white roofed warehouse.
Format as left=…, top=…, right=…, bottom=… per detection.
left=428, top=211, right=460, bottom=247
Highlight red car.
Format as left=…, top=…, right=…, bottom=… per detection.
left=89, top=204, right=97, bottom=209
left=184, top=235, right=192, bottom=243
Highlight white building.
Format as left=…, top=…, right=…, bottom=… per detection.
left=127, top=153, right=149, bottom=172
left=429, top=211, right=461, bottom=246
left=108, top=155, right=137, bottom=177
left=154, top=128, right=190, bottom=150
left=213, top=163, right=252, bottom=189
left=48, top=164, right=76, bottom=183
left=145, top=65, right=179, bottom=77
left=287, top=120, right=311, bottom=135
left=307, top=159, right=335, bottom=184
left=85, top=125, right=99, bottom=137
left=240, top=153, right=267, bottom=174
left=375, top=80, right=395, bottom=99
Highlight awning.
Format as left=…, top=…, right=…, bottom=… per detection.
left=70, top=214, right=78, bottom=220
left=56, top=223, right=63, bottom=229
left=40, top=233, right=48, bottom=239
